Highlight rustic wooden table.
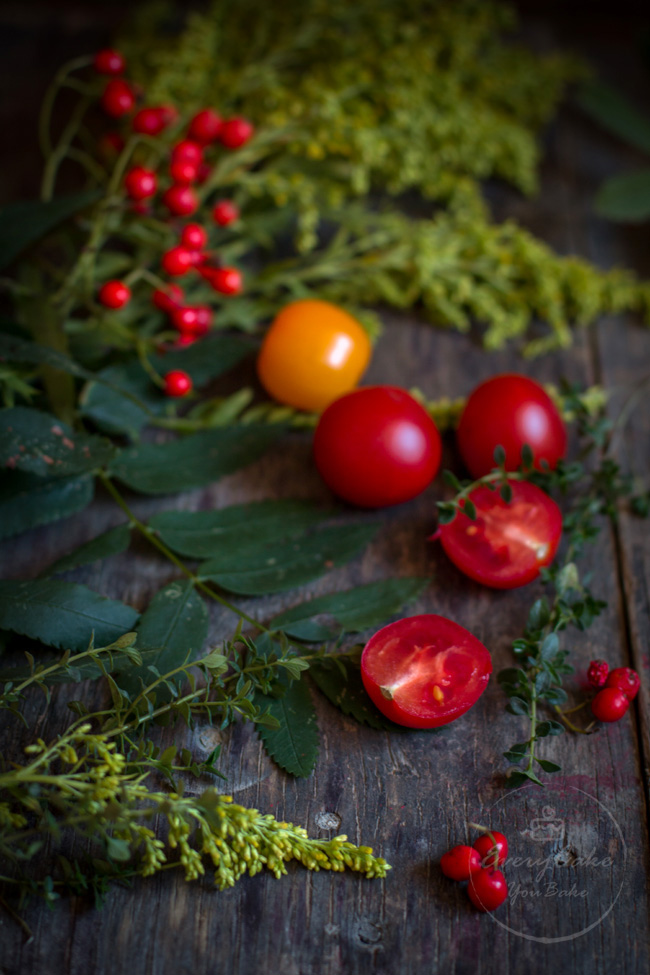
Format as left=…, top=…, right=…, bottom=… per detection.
left=1, top=4, right=649, bottom=974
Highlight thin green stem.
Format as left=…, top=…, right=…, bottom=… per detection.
left=38, top=54, right=94, bottom=159
left=41, top=95, right=93, bottom=201
left=97, top=471, right=269, bottom=633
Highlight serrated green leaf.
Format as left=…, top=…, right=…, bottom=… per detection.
left=80, top=335, right=253, bottom=438
left=0, top=190, right=101, bottom=271
left=255, top=678, right=319, bottom=777
left=310, top=655, right=404, bottom=731
left=576, top=80, right=650, bottom=156
left=198, top=522, right=377, bottom=595
left=41, top=524, right=131, bottom=578
left=0, top=579, right=139, bottom=651
left=0, top=471, right=93, bottom=540
left=0, top=332, right=94, bottom=378
left=149, top=500, right=329, bottom=559
left=115, top=580, right=208, bottom=699
left=595, top=169, right=650, bottom=222
left=269, top=577, right=428, bottom=641
left=0, top=407, right=115, bottom=478
left=108, top=424, right=281, bottom=495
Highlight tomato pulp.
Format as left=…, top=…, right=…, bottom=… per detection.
left=361, top=614, right=492, bottom=728
left=457, top=373, right=567, bottom=478
left=313, top=385, right=441, bottom=507
left=438, top=480, right=562, bottom=589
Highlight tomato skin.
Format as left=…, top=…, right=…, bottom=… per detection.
left=360, top=614, right=492, bottom=728
left=438, top=480, right=562, bottom=589
left=457, top=374, right=567, bottom=478
left=257, top=299, right=371, bottom=412
left=314, top=386, right=441, bottom=508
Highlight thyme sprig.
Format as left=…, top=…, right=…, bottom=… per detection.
left=435, top=384, right=647, bottom=786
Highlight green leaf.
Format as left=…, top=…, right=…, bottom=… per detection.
left=595, top=169, right=650, bottom=222
left=499, top=482, right=513, bottom=503
left=81, top=335, right=252, bottom=438
left=540, top=633, right=560, bottom=660
left=255, top=678, right=319, bottom=777
left=527, top=598, right=550, bottom=633
left=536, top=758, right=562, bottom=774
left=0, top=407, right=115, bottom=478
left=41, top=524, right=131, bottom=578
left=269, top=577, right=428, bottom=641
left=310, top=654, right=399, bottom=731
left=0, top=579, right=139, bottom=651
left=493, top=445, right=506, bottom=467
left=117, top=580, right=208, bottom=698
left=108, top=425, right=281, bottom=495
left=0, top=190, right=101, bottom=271
left=0, top=332, right=94, bottom=378
left=505, top=696, right=530, bottom=717
left=505, top=768, right=543, bottom=789
left=576, top=80, right=650, bottom=156
left=198, top=522, right=377, bottom=595
left=149, top=500, right=328, bottom=559
left=105, top=836, right=132, bottom=862
left=0, top=471, right=93, bottom=540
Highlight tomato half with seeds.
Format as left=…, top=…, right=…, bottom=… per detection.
left=361, top=614, right=492, bottom=729
left=438, top=480, right=562, bottom=589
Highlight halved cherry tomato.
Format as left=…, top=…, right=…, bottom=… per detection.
left=360, top=614, right=492, bottom=728
left=438, top=480, right=562, bottom=589
left=457, top=374, right=567, bottom=478
left=257, top=299, right=371, bottom=412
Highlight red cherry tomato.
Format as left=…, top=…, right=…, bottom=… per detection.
left=591, top=687, right=630, bottom=722
left=605, top=666, right=640, bottom=701
left=473, top=831, right=508, bottom=868
left=440, top=846, right=483, bottom=881
left=468, top=869, right=508, bottom=912
left=314, top=386, right=441, bottom=508
left=438, top=480, right=562, bottom=589
left=457, top=374, right=567, bottom=478
left=360, top=614, right=492, bottom=729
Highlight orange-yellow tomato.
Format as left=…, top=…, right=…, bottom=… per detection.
left=256, top=299, right=372, bottom=411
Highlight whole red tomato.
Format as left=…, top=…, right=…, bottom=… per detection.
left=457, top=374, right=567, bottom=478
left=313, top=386, right=441, bottom=507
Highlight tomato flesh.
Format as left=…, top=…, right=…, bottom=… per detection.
left=361, top=614, right=492, bottom=728
left=439, top=480, right=562, bottom=589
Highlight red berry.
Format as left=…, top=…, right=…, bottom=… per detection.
left=196, top=163, right=212, bottom=185
left=180, top=224, right=208, bottom=250
left=169, top=160, right=198, bottom=185
left=163, top=185, right=198, bottom=217
left=94, top=49, right=125, bottom=75
left=164, top=370, right=193, bottom=397
left=161, top=247, right=195, bottom=276
left=101, top=79, right=135, bottom=118
left=219, top=117, right=254, bottom=149
left=193, top=306, right=212, bottom=333
left=188, top=109, right=222, bottom=144
left=170, top=305, right=212, bottom=336
left=133, top=107, right=166, bottom=136
left=605, top=666, right=640, bottom=700
left=172, top=334, right=197, bottom=348
left=212, top=199, right=239, bottom=226
left=200, top=266, right=243, bottom=295
left=124, top=166, right=157, bottom=201
left=440, top=845, right=482, bottom=882
left=587, top=659, right=609, bottom=688
left=98, top=280, right=131, bottom=309
left=468, top=869, right=508, bottom=912
left=591, top=687, right=630, bottom=722
left=171, top=141, right=203, bottom=166
left=473, top=831, right=508, bottom=868
left=152, top=284, right=184, bottom=313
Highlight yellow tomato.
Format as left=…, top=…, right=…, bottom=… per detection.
left=257, top=299, right=372, bottom=411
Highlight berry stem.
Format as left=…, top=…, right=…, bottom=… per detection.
left=41, top=95, right=93, bottom=201
left=38, top=54, right=94, bottom=159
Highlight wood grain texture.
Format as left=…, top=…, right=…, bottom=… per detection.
left=1, top=6, right=650, bottom=975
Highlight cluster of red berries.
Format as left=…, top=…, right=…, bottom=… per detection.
left=441, top=829, right=509, bottom=912
left=92, top=48, right=251, bottom=398
left=587, top=660, right=640, bottom=722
